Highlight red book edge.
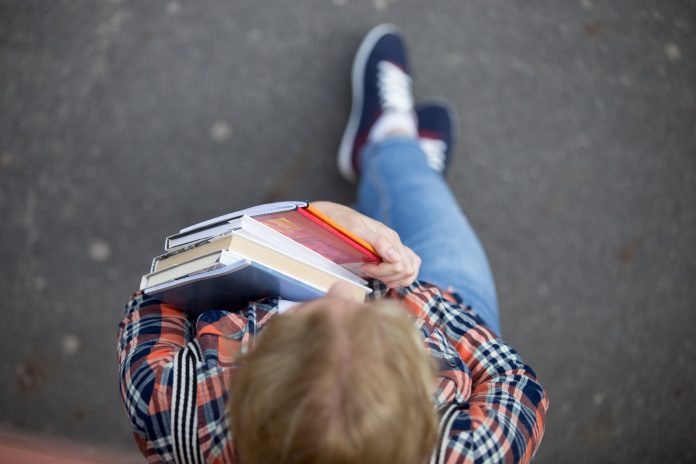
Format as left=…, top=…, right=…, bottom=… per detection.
left=296, top=207, right=381, bottom=263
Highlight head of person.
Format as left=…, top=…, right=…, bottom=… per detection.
left=229, top=282, right=438, bottom=464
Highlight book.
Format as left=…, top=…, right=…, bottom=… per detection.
left=258, top=206, right=380, bottom=274
left=150, top=224, right=370, bottom=303
left=165, top=201, right=308, bottom=249
left=154, top=215, right=367, bottom=286
left=304, top=204, right=378, bottom=255
left=143, top=252, right=327, bottom=314
left=141, top=250, right=238, bottom=289
left=166, top=201, right=381, bottom=275
left=142, top=201, right=381, bottom=312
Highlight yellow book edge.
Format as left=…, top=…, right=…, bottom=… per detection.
left=305, top=204, right=379, bottom=256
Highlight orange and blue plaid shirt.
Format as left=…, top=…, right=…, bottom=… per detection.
left=118, top=280, right=548, bottom=463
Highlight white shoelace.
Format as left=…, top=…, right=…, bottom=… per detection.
left=376, top=60, right=446, bottom=172
left=377, top=61, right=414, bottom=112
left=419, top=137, right=448, bottom=173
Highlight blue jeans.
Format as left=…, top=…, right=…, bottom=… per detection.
left=355, top=137, right=501, bottom=335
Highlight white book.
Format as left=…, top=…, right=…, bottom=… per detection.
left=155, top=215, right=368, bottom=287
left=140, top=251, right=240, bottom=289
left=232, top=216, right=367, bottom=286
left=166, top=201, right=308, bottom=249
left=147, top=233, right=371, bottom=305
left=143, top=252, right=330, bottom=313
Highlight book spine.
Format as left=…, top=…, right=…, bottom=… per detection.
left=157, top=231, right=237, bottom=263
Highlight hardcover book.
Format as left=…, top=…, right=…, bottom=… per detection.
left=166, top=201, right=381, bottom=275
left=143, top=252, right=327, bottom=314
left=142, top=202, right=380, bottom=312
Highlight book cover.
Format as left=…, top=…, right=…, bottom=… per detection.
left=143, top=256, right=327, bottom=314
left=166, top=201, right=308, bottom=249
left=152, top=230, right=372, bottom=301
left=255, top=208, right=380, bottom=274
left=162, top=202, right=382, bottom=276
left=304, top=205, right=379, bottom=255
left=231, top=216, right=367, bottom=285
left=141, top=250, right=239, bottom=289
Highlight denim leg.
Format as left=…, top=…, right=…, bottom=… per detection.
left=355, top=137, right=501, bottom=334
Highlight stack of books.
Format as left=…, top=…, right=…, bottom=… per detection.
left=139, top=201, right=381, bottom=313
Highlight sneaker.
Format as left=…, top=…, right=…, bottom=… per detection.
left=416, top=102, right=456, bottom=175
left=337, top=24, right=416, bottom=183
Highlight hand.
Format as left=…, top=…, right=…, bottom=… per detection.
left=311, top=201, right=421, bottom=288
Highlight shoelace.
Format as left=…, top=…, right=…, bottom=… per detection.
left=376, top=61, right=445, bottom=172
left=377, top=61, right=414, bottom=112
left=419, top=137, right=447, bottom=173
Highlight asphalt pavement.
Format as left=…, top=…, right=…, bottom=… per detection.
left=1, top=1, right=694, bottom=462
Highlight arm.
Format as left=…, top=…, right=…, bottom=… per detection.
left=118, top=292, right=260, bottom=463
left=313, top=202, right=547, bottom=461
left=440, top=299, right=546, bottom=463
left=400, top=285, right=548, bottom=464
left=117, top=292, right=194, bottom=461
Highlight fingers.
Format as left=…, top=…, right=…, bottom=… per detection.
left=357, top=222, right=421, bottom=287
left=361, top=245, right=421, bottom=288
left=309, top=202, right=421, bottom=287
left=363, top=231, right=403, bottom=264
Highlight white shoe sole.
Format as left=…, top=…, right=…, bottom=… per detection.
left=337, top=23, right=399, bottom=183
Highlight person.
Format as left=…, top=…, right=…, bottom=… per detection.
left=118, top=24, right=548, bottom=463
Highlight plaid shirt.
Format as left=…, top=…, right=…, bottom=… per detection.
left=118, top=280, right=548, bottom=463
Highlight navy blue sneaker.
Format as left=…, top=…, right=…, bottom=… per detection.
left=338, top=24, right=415, bottom=183
left=416, top=102, right=457, bottom=175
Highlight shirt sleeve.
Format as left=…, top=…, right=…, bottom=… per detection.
left=395, top=283, right=549, bottom=464
left=117, top=293, right=268, bottom=463
left=117, top=291, right=197, bottom=463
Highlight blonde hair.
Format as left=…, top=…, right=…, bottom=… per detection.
left=229, top=300, right=438, bottom=464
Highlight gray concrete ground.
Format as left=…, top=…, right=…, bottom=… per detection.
left=1, top=0, right=695, bottom=462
